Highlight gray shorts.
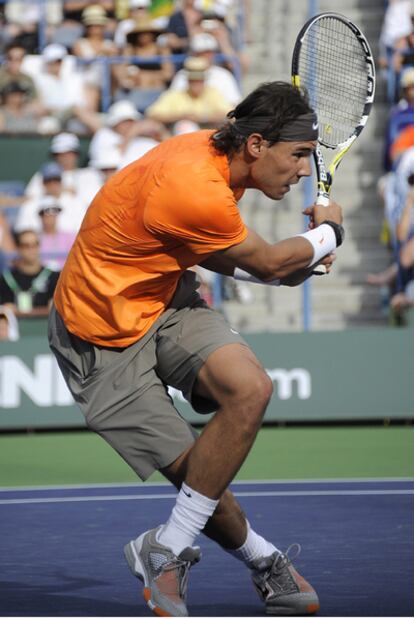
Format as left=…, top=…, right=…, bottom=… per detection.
left=48, top=271, right=248, bottom=480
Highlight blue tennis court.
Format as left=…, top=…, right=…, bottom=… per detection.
left=1, top=479, right=413, bottom=616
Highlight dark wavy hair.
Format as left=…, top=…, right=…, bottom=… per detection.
left=210, top=81, right=312, bottom=157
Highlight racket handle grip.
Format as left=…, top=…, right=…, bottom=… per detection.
left=316, top=193, right=330, bottom=207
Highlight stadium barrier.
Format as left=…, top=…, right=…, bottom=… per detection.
left=0, top=135, right=91, bottom=184
left=0, top=324, right=412, bottom=430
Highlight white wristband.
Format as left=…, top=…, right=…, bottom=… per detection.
left=297, top=224, right=337, bottom=267
left=233, top=268, right=280, bottom=286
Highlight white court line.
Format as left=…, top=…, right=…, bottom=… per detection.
left=1, top=476, right=414, bottom=493
left=1, top=488, right=414, bottom=506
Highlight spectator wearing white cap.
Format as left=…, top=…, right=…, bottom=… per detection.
left=147, top=56, right=232, bottom=125
left=24, top=132, right=103, bottom=209
left=114, top=0, right=152, bottom=49
left=90, top=150, right=122, bottom=181
left=16, top=161, right=87, bottom=234
left=169, top=32, right=241, bottom=105
left=88, top=100, right=163, bottom=169
left=32, top=43, right=101, bottom=134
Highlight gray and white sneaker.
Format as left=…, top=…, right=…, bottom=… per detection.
left=251, top=546, right=320, bottom=615
left=124, top=526, right=201, bottom=617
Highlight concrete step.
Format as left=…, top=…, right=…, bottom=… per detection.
left=225, top=0, right=389, bottom=331
left=222, top=296, right=389, bottom=332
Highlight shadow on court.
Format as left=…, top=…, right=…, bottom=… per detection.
left=1, top=480, right=414, bottom=616
left=0, top=578, right=139, bottom=616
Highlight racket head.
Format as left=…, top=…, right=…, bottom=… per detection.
left=291, top=12, right=375, bottom=151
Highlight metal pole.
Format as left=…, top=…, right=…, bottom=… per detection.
left=38, top=0, right=47, bottom=52
left=302, top=0, right=318, bottom=331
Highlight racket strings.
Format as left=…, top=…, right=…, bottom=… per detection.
left=298, top=17, right=368, bottom=147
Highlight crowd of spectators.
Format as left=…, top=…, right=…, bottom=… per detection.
left=369, top=0, right=414, bottom=324
left=0, top=0, right=249, bottom=340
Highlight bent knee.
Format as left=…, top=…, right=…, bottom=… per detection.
left=246, top=371, right=273, bottom=409
left=232, top=370, right=273, bottom=420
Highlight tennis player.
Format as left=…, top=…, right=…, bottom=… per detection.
left=48, top=81, right=343, bottom=617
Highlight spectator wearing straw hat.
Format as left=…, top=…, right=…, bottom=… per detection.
left=169, top=32, right=242, bottom=105
left=72, top=4, right=117, bottom=110
left=147, top=56, right=232, bottom=125
left=113, top=16, right=173, bottom=113
left=61, top=0, right=115, bottom=26
left=114, top=0, right=152, bottom=49
left=73, top=5, right=117, bottom=58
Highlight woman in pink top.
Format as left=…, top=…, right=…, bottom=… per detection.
left=37, top=197, right=76, bottom=271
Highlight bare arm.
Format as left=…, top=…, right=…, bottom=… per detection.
left=220, top=228, right=317, bottom=280
left=201, top=227, right=333, bottom=282
left=0, top=213, right=16, bottom=253
left=201, top=250, right=331, bottom=287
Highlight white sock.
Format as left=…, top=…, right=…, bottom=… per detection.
left=156, top=482, right=219, bottom=556
left=227, top=520, right=279, bottom=569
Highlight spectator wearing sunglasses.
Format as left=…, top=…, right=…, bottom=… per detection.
left=0, top=229, right=59, bottom=317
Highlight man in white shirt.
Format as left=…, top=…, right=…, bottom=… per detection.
left=16, top=162, right=86, bottom=234
left=34, top=44, right=85, bottom=112
left=25, top=132, right=103, bottom=210
left=169, top=32, right=242, bottom=106
left=88, top=100, right=160, bottom=169
left=32, top=44, right=100, bottom=133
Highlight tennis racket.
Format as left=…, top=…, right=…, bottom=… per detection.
left=291, top=12, right=375, bottom=206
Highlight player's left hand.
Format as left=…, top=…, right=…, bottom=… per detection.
left=317, top=251, right=336, bottom=273
left=281, top=253, right=336, bottom=286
